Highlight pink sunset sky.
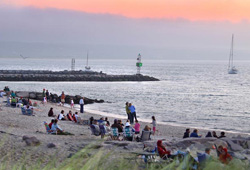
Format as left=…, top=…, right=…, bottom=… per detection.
left=1, top=0, right=250, bottom=59
left=1, top=0, right=250, bottom=22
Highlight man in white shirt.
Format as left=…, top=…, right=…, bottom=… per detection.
left=79, top=97, right=84, bottom=113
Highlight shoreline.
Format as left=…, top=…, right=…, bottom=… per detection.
left=68, top=103, right=250, bottom=138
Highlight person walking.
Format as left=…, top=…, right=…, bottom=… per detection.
left=79, top=97, right=84, bottom=113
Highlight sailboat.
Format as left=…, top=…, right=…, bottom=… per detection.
left=85, top=52, right=91, bottom=71
left=228, top=34, right=238, bottom=74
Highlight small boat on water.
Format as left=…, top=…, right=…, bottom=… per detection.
left=228, top=34, right=238, bottom=74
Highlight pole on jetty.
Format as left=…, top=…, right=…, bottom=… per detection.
left=71, top=58, right=75, bottom=71
left=136, top=53, right=142, bottom=75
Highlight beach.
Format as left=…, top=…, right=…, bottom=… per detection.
left=1, top=94, right=250, bottom=169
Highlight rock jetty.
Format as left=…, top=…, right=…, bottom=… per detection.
left=0, top=70, right=159, bottom=81
left=15, top=91, right=104, bottom=105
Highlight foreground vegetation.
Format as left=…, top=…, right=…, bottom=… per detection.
left=0, top=141, right=249, bottom=170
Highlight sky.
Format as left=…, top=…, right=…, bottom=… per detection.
left=1, top=0, right=250, bottom=59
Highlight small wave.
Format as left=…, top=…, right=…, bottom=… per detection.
left=162, top=120, right=177, bottom=123
left=201, top=94, right=229, bottom=97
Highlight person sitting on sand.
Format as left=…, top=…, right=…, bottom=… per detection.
left=118, top=119, right=124, bottom=127
left=123, top=122, right=135, bottom=141
left=22, top=98, right=28, bottom=106
left=218, top=132, right=226, bottom=138
left=73, top=112, right=78, bottom=123
left=11, top=96, right=17, bottom=107
left=91, top=120, right=101, bottom=136
left=183, top=129, right=190, bottom=138
left=111, top=119, right=123, bottom=133
left=51, top=119, right=64, bottom=134
left=89, top=117, right=94, bottom=125
left=157, top=140, right=171, bottom=159
left=144, top=125, right=151, bottom=131
left=196, top=148, right=211, bottom=169
left=205, top=131, right=212, bottom=137
left=66, top=110, right=74, bottom=121
left=58, top=110, right=66, bottom=120
left=134, top=119, right=140, bottom=134
left=48, top=107, right=55, bottom=117
left=48, top=119, right=55, bottom=129
left=218, top=146, right=232, bottom=164
left=16, top=97, right=23, bottom=107
left=105, top=117, right=110, bottom=126
left=11, top=91, right=16, bottom=98
left=212, top=131, right=218, bottom=138
left=190, top=129, right=201, bottom=138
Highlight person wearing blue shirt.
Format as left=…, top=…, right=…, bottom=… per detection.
left=128, top=103, right=136, bottom=124
left=190, top=129, right=201, bottom=138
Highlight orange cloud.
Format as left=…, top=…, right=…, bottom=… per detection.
left=1, top=0, right=250, bottom=21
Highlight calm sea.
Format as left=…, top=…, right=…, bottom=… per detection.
left=1, top=58, right=250, bottom=134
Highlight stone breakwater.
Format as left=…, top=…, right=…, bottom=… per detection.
left=0, top=70, right=159, bottom=81
left=15, top=91, right=104, bottom=105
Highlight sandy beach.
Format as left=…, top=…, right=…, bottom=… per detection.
left=1, top=93, right=250, bottom=169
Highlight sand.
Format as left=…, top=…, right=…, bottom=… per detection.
left=0, top=96, right=249, bottom=167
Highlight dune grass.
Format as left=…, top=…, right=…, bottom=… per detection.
left=0, top=138, right=249, bottom=170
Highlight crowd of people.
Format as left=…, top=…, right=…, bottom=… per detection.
left=0, top=86, right=238, bottom=167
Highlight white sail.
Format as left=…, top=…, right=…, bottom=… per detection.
left=85, top=51, right=91, bottom=71
left=228, top=34, right=238, bottom=74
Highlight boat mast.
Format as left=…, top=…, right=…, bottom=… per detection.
left=228, top=34, right=234, bottom=70
left=231, top=34, right=234, bottom=68
left=86, top=51, right=89, bottom=67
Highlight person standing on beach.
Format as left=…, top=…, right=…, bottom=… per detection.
left=42, top=89, right=46, bottom=100
left=61, top=91, right=65, bottom=106
left=70, top=98, right=74, bottom=109
left=46, top=90, right=49, bottom=101
left=125, top=102, right=130, bottom=121
left=128, top=103, right=136, bottom=124
left=79, top=97, right=84, bottom=113
left=151, top=116, right=157, bottom=135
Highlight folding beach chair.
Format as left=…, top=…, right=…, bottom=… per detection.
left=26, top=108, right=33, bottom=116
left=21, top=107, right=26, bottom=115
left=111, top=127, right=120, bottom=140
left=140, top=130, right=151, bottom=142
left=123, top=127, right=134, bottom=141
left=43, top=121, right=54, bottom=134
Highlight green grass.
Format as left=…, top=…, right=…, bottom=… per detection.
left=0, top=139, right=249, bottom=170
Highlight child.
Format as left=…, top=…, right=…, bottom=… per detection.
left=151, top=116, right=156, bottom=135
left=134, top=119, right=140, bottom=134
left=70, top=98, right=74, bottom=109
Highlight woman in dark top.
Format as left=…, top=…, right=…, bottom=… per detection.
left=48, top=107, right=54, bottom=117
left=206, top=131, right=212, bottom=137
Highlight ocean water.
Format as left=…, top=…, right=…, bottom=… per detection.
left=1, top=58, right=250, bottom=134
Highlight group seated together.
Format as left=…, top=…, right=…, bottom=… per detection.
left=156, top=139, right=233, bottom=168
left=52, top=109, right=85, bottom=124
left=183, top=128, right=227, bottom=139
left=1, top=86, right=36, bottom=116
left=44, top=119, right=73, bottom=135
left=89, top=116, right=153, bottom=141
left=44, top=108, right=88, bottom=135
